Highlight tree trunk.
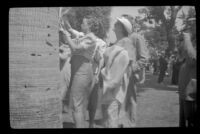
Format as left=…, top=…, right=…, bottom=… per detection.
left=9, top=8, right=62, bottom=128
left=165, top=6, right=181, bottom=56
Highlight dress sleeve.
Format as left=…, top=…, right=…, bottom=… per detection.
left=79, top=34, right=97, bottom=49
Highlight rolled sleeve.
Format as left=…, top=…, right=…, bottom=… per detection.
left=78, top=34, right=97, bottom=50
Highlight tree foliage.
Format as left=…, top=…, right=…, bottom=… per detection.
left=177, top=7, right=196, bottom=43
left=61, top=7, right=111, bottom=39
left=138, top=6, right=182, bottom=56
left=178, top=7, right=196, bottom=30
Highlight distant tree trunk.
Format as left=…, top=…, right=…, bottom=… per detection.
left=165, top=6, right=182, bottom=56
left=166, top=29, right=175, bottom=56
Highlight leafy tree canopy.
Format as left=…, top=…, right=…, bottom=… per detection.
left=61, top=7, right=111, bottom=39
left=137, top=6, right=183, bottom=56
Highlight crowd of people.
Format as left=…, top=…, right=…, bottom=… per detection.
left=58, top=11, right=197, bottom=128
left=148, top=50, right=185, bottom=86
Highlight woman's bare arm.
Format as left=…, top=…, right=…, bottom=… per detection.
left=64, top=20, right=84, bottom=38
left=60, top=29, right=85, bottom=51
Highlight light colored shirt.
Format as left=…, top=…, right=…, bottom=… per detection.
left=101, top=44, right=131, bottom=104
left=129, top=33, right=149, bottom=70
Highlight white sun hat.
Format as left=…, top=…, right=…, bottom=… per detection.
left=116, top=17, right=133, bottom=35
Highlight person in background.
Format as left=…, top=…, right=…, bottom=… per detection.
left=167, top=54, right=173, bottom=78
left=168, top=53, right=174, bottom=77
left=178, top=30, right=197, bottom=127
left=157, top=53, right=161, bottom=74
left=153, top=57, right=158, bottom=75
left=157, top=52, right=168, bottom=84
left=171, top=51, right=184, bottom=85
left=165, top=56, right=170, bottom=77
left=171, top=52, right=177, bottom=84
left=60, top=15, right=106, bottom=128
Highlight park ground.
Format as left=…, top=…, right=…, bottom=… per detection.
left=62, top=71, right=179, bottom=128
